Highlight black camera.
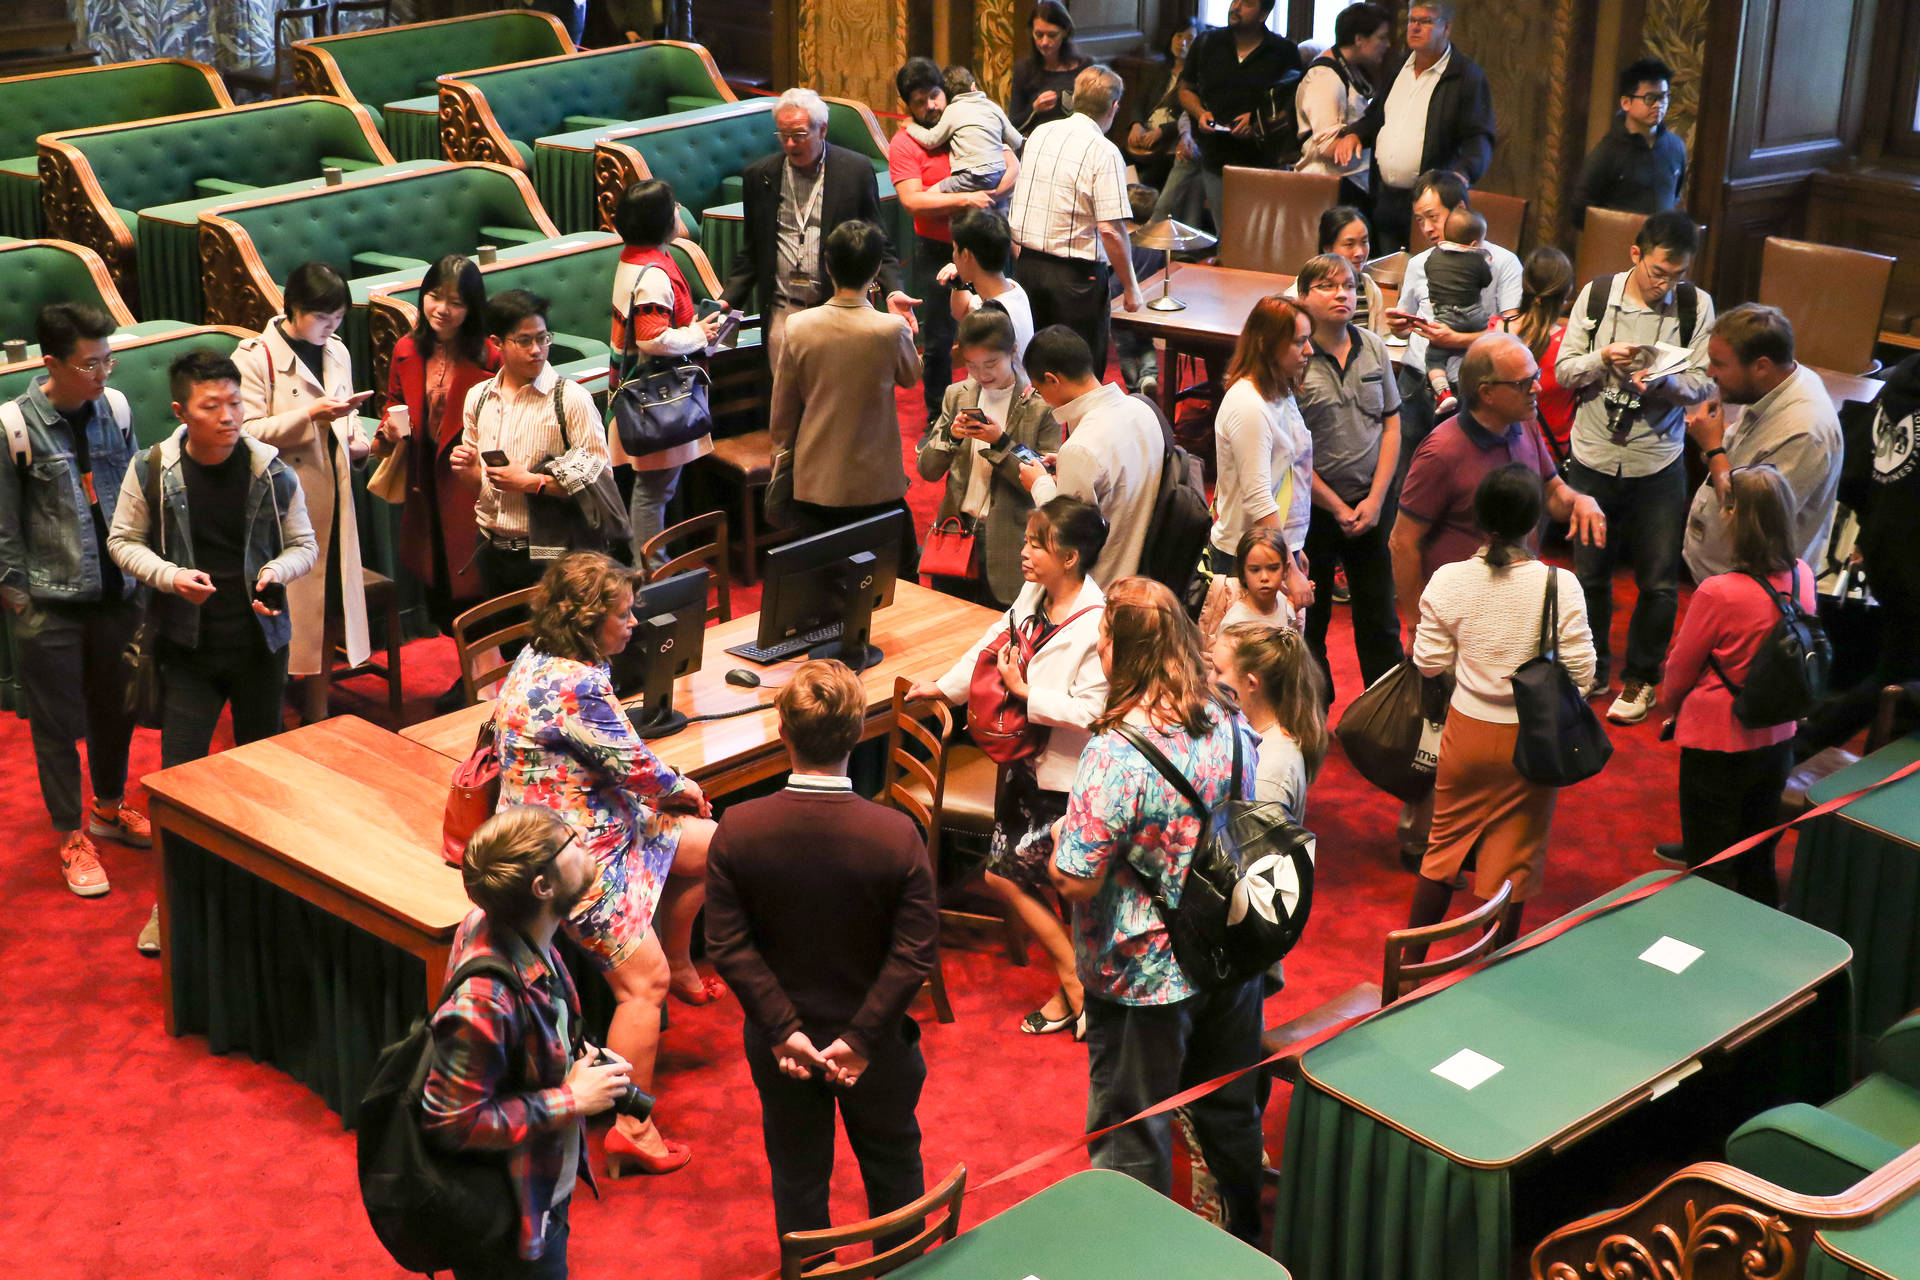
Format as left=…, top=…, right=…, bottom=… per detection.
left=594, top=1048, right=655, bottom=1120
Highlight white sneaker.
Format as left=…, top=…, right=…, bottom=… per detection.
left=1607, top=680, right=1657, bottom=724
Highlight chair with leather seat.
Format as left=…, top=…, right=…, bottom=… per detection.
left=1781, top=683, right=1920, bottom=821
left=1759, top=236, right=1897, bottom=376
left=1216, top=167, right=1339, bottom=277
left=1575, top=207, right=1648, bottom=288
left=450, top=586, right=538, bottom=706
left=894, top=728, right=1023, bottom=966
left=641, top=511, right=732, bottom=624
left=880, top=679, right=958, bottom=1024
left=1725, top=1008, right=1920, bottom=1195
left=777, top=1163, right=966, bottom=1279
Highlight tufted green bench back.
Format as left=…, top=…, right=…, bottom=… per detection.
left=474, top=239, right=623, bottom=358
left=307, top=12, right=570, bottom=122
left=0, top=326, right=244, bottom=447
left=458, top=44, right=729, bottom=164
left=0, top=243, right=124, bottom=344
left=216, top=165, right=550, bottom=298
left=59, top=99, right=386, bottom=222
left=616, top=101, right=777, bottom=217
left=0, top=60, right=227, bottom=164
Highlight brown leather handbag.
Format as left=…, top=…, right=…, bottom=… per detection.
left=441, top=718, right=499, bottom=867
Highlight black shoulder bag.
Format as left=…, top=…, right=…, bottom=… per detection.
left=1509, top=567, right=1613, bottom=786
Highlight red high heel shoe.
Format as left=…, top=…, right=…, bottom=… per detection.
left=604, top=1125, right=692, bottom=1178
left=668, top=973, right=728, bottom=1007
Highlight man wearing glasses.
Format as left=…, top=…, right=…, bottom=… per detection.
left=1556, top=210, right=1715, bottom=723
left=0, top=303, right=147, bottom=901
left=452, top=289, right=610, bottom=605
left=1573, top=58, right=1688, bottom=228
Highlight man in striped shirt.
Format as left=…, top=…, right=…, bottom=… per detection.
left=1007, top=64, right=1144, bottom=368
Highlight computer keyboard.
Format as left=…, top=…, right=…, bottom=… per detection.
left=724, top=622, right=843, bottom=665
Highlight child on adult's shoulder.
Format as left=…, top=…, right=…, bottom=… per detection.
left=1200, top=526, right=1297, bottom=655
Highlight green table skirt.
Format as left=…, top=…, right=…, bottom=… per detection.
left=136, top=214, right=216, bottom=324
left=532, top=144, right=600, bottom=234
left=700, top=208, right=744, bottom=287
left=384, top=100, right=442, bottom=162
left=1273, top=1085, right=1509, bottom=1280
left=1787, top=815, right=1920, bottom=1039
left=0, top=163, right=41, bottom=240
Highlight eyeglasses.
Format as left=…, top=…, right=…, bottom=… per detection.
left=1486, top=373, right=1542, bottom=392
left=777, top=129, right=819, bottom=142
left=70, top=356, right=118, bottom=374
left=1406, top=16, right=1439, bottom=27
left=504, top=331, right=553, bottom=350
left=1628, top=91, right=1672, bottom=106
left=1639, top=261, right=1689, bottom=287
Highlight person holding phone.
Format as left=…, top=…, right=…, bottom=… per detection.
left=916, top=308, right=1060, bottom=609
left=233, top=261, right=372, bottom=723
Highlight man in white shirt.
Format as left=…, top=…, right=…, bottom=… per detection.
left=939, top=208, right=1035, bottom=358
left=1016, top=326, right=1161, bottom=586
left=1336, top=1, right=1495, bottom=252
left=1007, top=65, right=1144, bottom=369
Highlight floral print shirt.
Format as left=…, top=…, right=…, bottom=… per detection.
left=1054, top=707, right=1259, bottom=1005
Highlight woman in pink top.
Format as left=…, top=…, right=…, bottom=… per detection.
left=1656, top=465, right=1815, bottom=905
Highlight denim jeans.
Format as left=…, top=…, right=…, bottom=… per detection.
left=1082, top=978, right=1266, bottom=1243
left=158, top=636, right=289, bottom=769
left=1150, top=152, right=1207, bottom=230
left=1303, top=504, right=1404, bottom=703
left=451, top=1197, right=569, bottom=1280
left=12, top=598, right=140, bottom=830
left=1565, top=454, right=1688, bottom=687
left=627, top=464, right=681, bottom=570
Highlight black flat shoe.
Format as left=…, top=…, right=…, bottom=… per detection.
left=1020, top=987, right=1079, bottom=1036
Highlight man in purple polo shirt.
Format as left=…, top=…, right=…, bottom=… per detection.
left=889, top=56, right=1018, bottom=418
left=1388, top=332, right=1606, bottom=866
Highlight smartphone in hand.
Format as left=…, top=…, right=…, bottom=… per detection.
left=252, top=579, right=287, bottom=612
left=481, top=449, right=511, bottom=468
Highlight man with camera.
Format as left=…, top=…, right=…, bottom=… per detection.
left=1176, top=0, right=1303, bottom=222
left=704, top=660, right=939, bottom=1246
left=423, top=805, right=637, bottom=1280
left=1555, top=210, right=1716, bottom=724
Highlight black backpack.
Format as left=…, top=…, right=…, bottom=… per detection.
left=358, top=954, right=572, bottom=1275
left=1706, top=565, right=1833, bottom=728
left=1117, top=717, right=1317, bottom=990
left=1584, top=272, right=1699, bottom=346
left=1133, top=394, right=1212, bottom=611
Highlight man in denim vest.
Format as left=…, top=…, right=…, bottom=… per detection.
left=0, top=304, right=145, bottom=900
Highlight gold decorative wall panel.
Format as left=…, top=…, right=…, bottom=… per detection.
left=796, top=0, right=908, bottom=122
left=976, top=0, right=1017, bottom=104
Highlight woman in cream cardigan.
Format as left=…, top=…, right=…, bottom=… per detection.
left=232, top=261, right=371, bottom=722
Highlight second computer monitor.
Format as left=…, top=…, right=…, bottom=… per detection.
left=729, top=509, right=904, bottom=670
left=612, top=566, right=709, bottom=739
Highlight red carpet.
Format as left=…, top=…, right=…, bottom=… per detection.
left=0, top=380, right=1714, bottom=1277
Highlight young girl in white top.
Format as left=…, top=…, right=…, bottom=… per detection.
left=1200, top=527, right=1297, bottom=655
left=1210, top=621, right=1327, bottom=824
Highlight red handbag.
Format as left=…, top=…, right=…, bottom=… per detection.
left=966, top=606, right=1101, bottom=764
left=920, top=515, right=979, bottom=579
left=442, top=718, right=500, bottom=867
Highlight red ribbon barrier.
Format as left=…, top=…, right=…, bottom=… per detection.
left=973, top=753, right=1920, bottom=1192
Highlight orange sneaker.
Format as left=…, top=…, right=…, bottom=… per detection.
left=59, top=831, right=110, bottom=897
left=88, top=801, right=152, bottom=849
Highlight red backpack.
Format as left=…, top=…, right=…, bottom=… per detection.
left=966, top=606, right=1100, bottom=764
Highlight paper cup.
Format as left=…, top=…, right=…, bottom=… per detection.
left=386, top=404, right=411, bottom=438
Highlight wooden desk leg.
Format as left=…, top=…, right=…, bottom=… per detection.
left=1159, top=338, right=1180, bottom=423
left=423, top=940, right=453, bottom=1012
left=156, top=820, right=178, bottom=1037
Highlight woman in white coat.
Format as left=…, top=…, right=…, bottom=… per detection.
left=909, top=496, right=1110, bottom=1038
left=233, top=261, right=371, bottom=721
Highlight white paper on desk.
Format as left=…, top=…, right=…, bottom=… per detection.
left=1641, top=342, right=1696, bottom=381
left=1639, top=935, right=1704, bottom=974
left=1431, top=1048, right=1504, bottom=1090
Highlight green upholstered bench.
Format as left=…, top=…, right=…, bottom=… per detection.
left=437, top=40, right=733, bottom=175
left=0, top=58, right=229, bottom=239
left=197, top=162, right=562, bottom=332
left=38, top=96, right=393, bottom=319
left=290, top=10, right=573, bottom=157
left=0, top=238, right=138, bottom=343
left=1727, top=1011, right=1920, bottom=1196
left=534, top=98, right=768, bottom=234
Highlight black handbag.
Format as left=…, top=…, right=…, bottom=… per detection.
left=607, top=277, right=712, bottom=456
left=520, top=382, right=631, bottom=558
left=1509, top=567, right=1613, bottom=786
left=122, top=442, right=165, bottom=730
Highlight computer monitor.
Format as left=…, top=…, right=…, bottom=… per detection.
left=611, top=566, right=709, bottom=740
left=727, top=509, right=904, bottom=671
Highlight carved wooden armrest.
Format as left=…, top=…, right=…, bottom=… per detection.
left=38, top=141, right=138, bottom=308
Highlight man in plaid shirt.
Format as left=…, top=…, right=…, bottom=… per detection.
left=424, top=805, right=634, bottom=1278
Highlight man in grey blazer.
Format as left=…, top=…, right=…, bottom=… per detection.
left=916, top=308, right=1061, bottom=609
left=769, top=219, right=923, bottom=572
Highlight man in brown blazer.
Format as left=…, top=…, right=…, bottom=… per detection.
left=704, top=659, right=939, bottom=1247
left=768, top=219, right=924, bottom=572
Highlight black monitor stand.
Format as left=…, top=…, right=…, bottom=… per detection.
left=809, top=550, right=883, bottom=671
left=626, top=613, right=689, bottom=740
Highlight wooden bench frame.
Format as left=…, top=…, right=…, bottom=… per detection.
left=38, top=95, right=390, bottom=308
left=196, top=160, right=555, bottom=330
left=436, top=40, right=735, bottom=173
left=290, top=9, right=574, bottom=102
left=0, top=236, right=137, bottom=328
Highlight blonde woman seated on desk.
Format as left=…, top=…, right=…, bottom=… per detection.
left=491, top=552, right=718, bottom=1177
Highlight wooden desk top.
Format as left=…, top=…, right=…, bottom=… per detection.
left=402, top=581, right=1001, bottom=780
left=144, top=716, right=472, bottom=935
left=1812, top=364, right=1884, bottom=407
left=1112, top=264, right=1295, bottom=343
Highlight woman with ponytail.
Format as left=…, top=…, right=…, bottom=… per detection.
left=1490, top=246, right=1577, bottom=454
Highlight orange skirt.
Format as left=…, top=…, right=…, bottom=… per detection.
left=1421, top=708, right=1557, bottom=902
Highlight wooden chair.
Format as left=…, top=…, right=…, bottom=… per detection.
left=1410, top=190, right=1528, bottom=255
left=1216, top=166, right=1340, bottom=276
left=1759, top=236, right=1898, bottom=375
left=778, top=1162, right=967, bottom=1279
left=896, top=730, right=1025, bottom=966
left=880, top=678, right=958, bottom=1023
left=703, top=429, right=778, bottom=585
left=449, top=586, right=537, bottom=707
left=1575, top=207, right=1648, bottom=288
left=640, top=510, right=732, bottom=623
left=323, top=566, right=402, bottom=715
left=1263, top=879, right=1515, bottom=1079
left=227, top=4, right=332, bottom=99
left=328, top=0, right=393, bottom=33
left=1781, top=683, right=1920, bottom=820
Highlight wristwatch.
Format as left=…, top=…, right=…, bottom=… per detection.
left=1703, top=447, right=1727, bottom=460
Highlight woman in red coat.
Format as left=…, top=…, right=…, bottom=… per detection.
left=370, top=254, right=499, bottom=711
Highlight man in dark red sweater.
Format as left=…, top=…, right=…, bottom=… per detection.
left=704, top=659, right=940, bottom=1246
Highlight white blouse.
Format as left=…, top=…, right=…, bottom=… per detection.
left=1413, top=553, right=1596, bottom=724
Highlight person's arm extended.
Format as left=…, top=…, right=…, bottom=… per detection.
left=261, top=466, right=319, bottom=586
left=903, top=115, right=955, bottom=150
left=1026, top=619, right=1108, bottom=730
left=841, top=827, right=940, bottom=1058
left=1097, top=220, right=1141, bottom=307
left=702, top=823, right=804, bottom=1042
left=422, top=984, right=581, bottom=1151
left=1050, top=735, right=1135, bottom=906
left=1389, top=509, right=1431, bottom=641
left=894, top=175, right=989, bottom=217
left=1409, top=579, right=1455, bottom=677
left=106, top=454, right=180, bottom=592
left=1546, top=473, right=1606, bottom=546
left=998, top=105, right=1026, bottom=153
left=1177, top=83, right=1212, bottom=132
left=1310, top=470, right=1356, bottom=520
left=1642, top=292, right=1718, bottom=407
left=917, top=388, right=963, bottom=481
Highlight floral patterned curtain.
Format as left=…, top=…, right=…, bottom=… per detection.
left=73, top=0, right=275, bottom=72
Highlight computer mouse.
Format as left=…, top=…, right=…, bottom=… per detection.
left=725, top=668, right=762, bottom=689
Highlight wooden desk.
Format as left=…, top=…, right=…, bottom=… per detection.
left=403, top=581, right=999, bottom=798
left=1812, top=364, right=1884, bottom=407
left=147, top=716, right=473, bottom=1124
left=1113, top=265, right=1294, bottom=422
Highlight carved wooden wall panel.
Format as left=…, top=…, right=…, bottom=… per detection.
left=796, top=0, right=908, bottom=119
